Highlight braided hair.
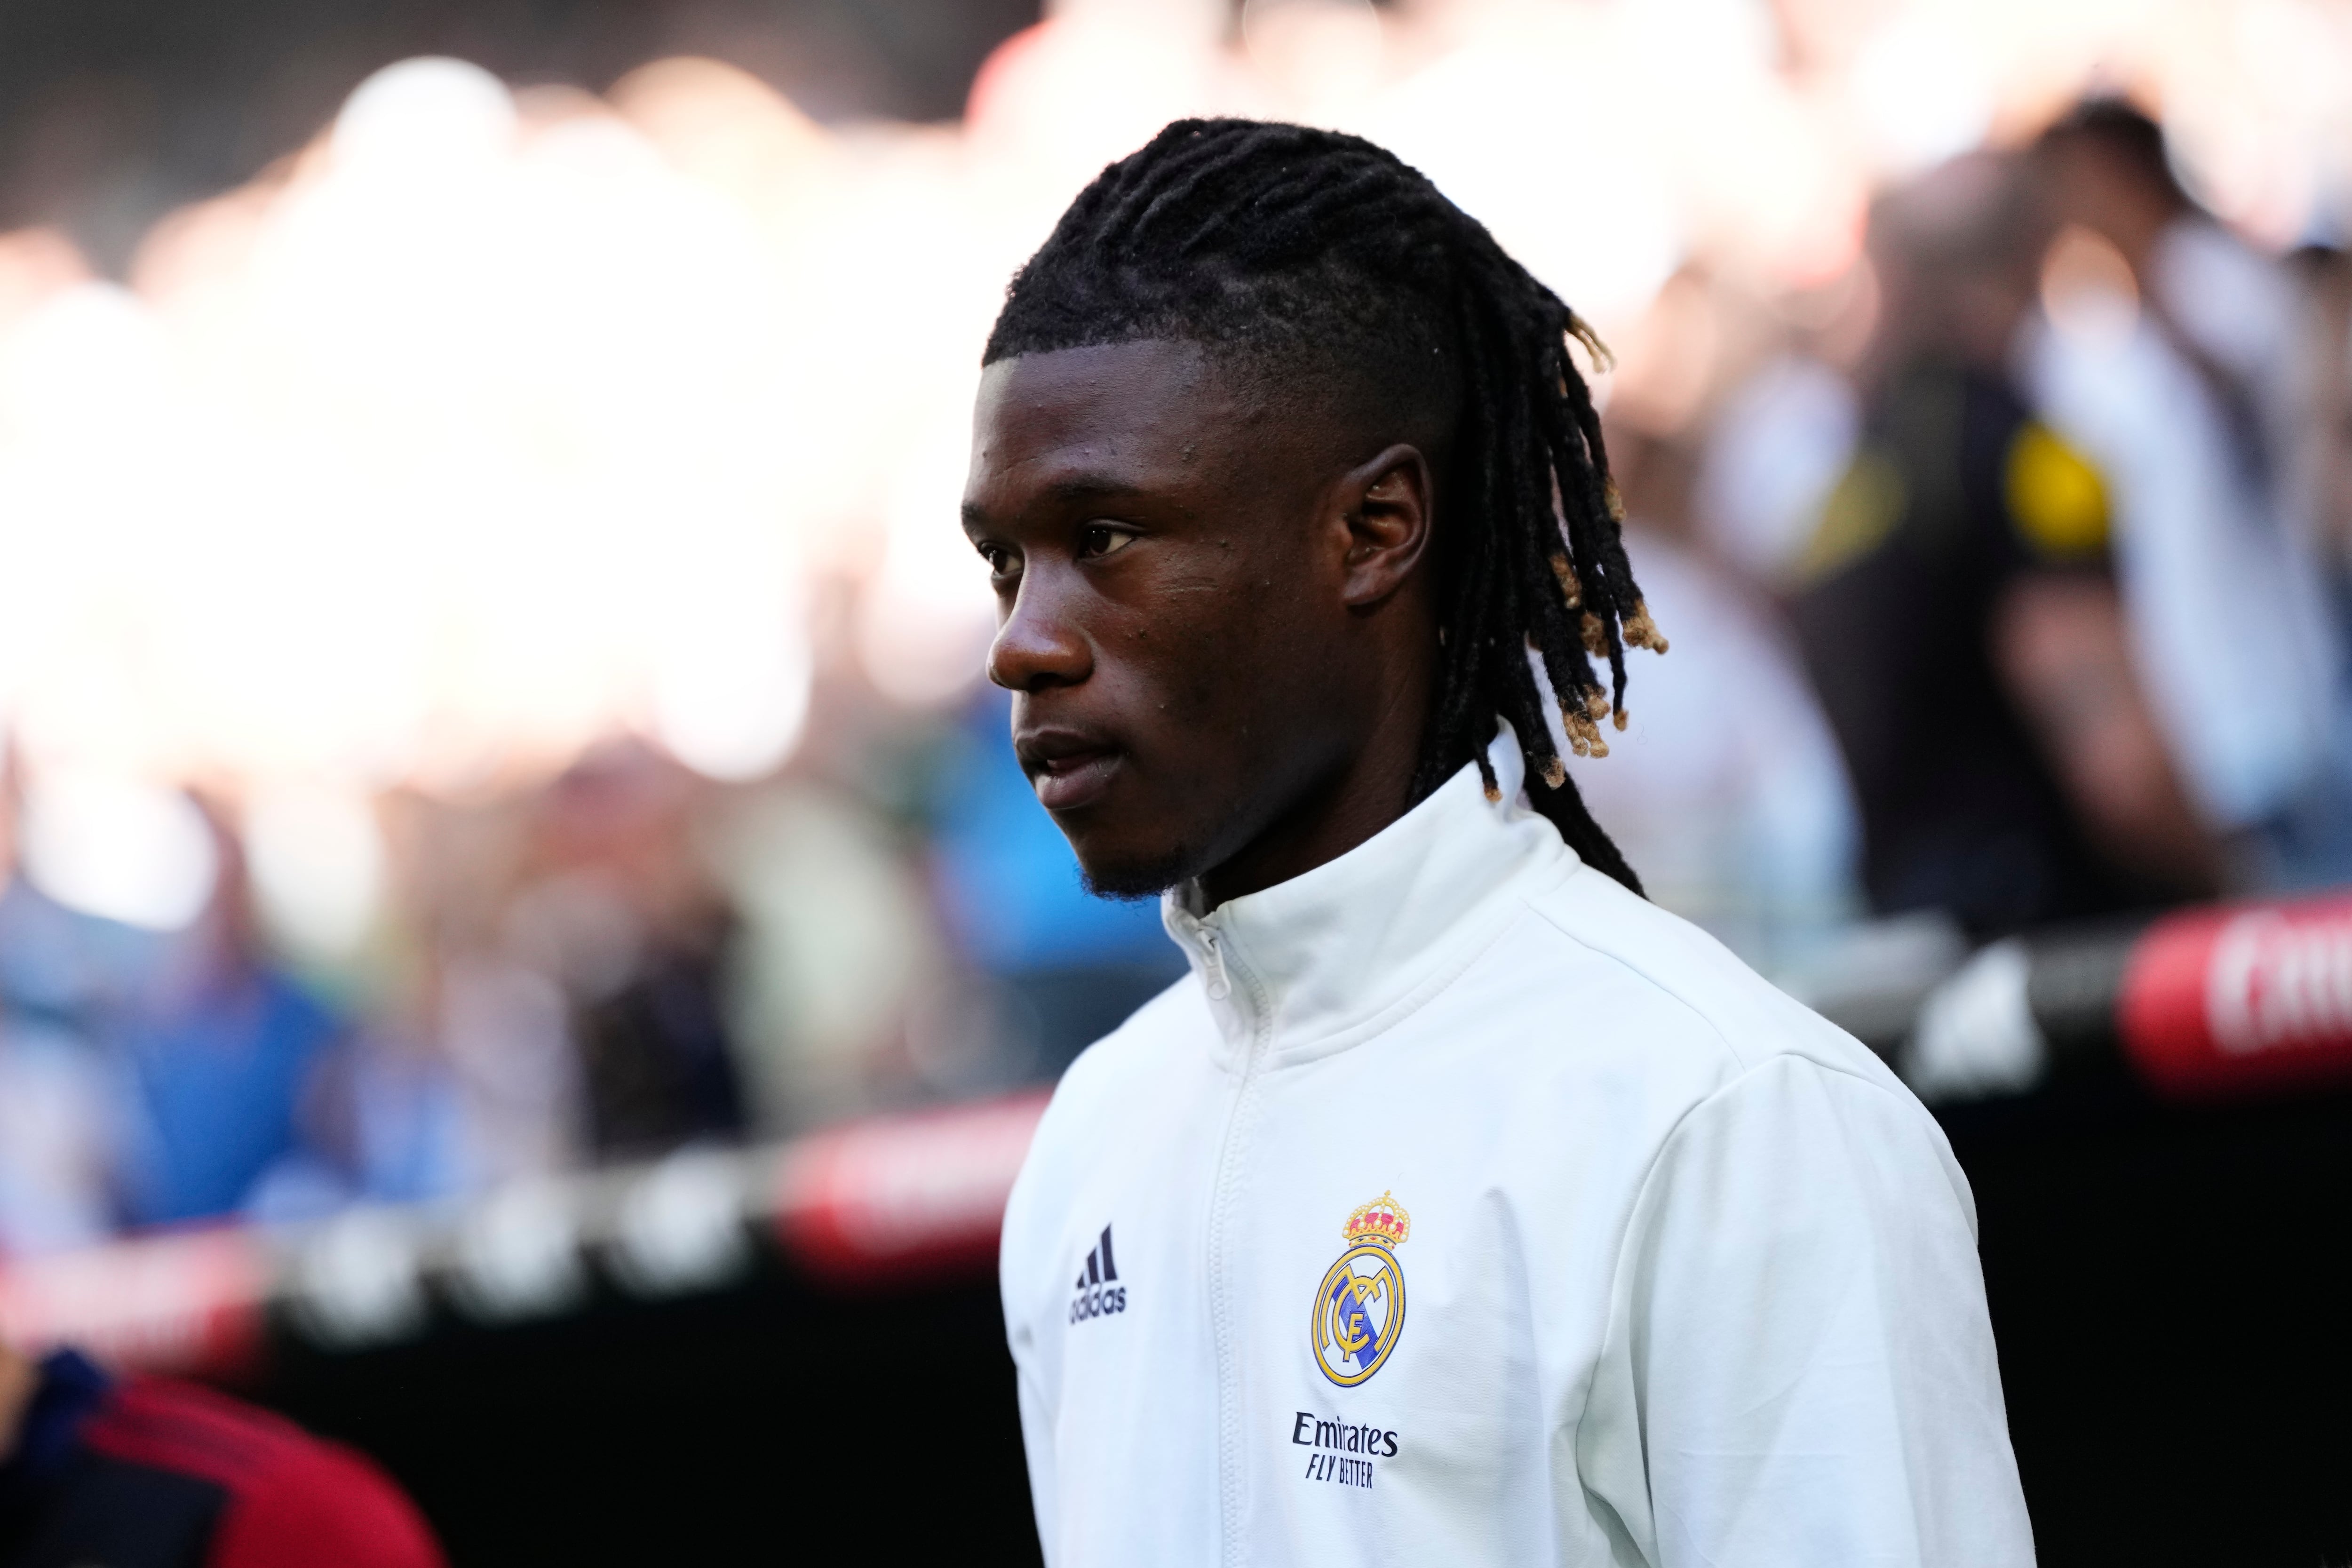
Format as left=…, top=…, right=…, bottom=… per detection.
left=984, top=119, right=1664, bottom=894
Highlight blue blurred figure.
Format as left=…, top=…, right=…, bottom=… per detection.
left=930, top=690, right=1184, bottom=1080
left=114, top=969, right=338, bottom=1227
left=0, top=796, right=348, bottom=1247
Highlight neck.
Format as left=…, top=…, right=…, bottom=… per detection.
left=1197, top=651, right=1433, bottom=909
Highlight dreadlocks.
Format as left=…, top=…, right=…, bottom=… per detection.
left=983, top=118, right=1665, bottom=895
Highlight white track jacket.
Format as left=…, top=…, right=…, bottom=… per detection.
left=1001, top=736, right=2035, bottom=1568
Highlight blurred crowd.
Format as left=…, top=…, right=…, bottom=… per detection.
left=1581, top=101, right=2352, bottom=959
left=1580, top=99, right=2352, bottom=975
left=0, top=671, right=1179, bottom=1257
left=0, top=4, right=2350, bottom=1259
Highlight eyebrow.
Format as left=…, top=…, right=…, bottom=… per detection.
left=962, top=474, right=1153, bottom=529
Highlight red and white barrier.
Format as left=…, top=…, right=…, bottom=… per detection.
left=16, top=890, right=2352, bottom=1377
left=2121, top=895, right=2352, bottom=1099
left=0, top=1090, right=1050, bottom=1377
left=0, top=1227, right=272, bottom=1378
left=776, top=1090, right=1049, bottom=1287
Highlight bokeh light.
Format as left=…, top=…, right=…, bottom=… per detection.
left=0, top=0, right=2332, bottom=933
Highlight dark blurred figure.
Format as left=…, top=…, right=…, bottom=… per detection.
left=2289, top=244, right=2352, bottom=576
left=513, top=743, right=747, bottom=1158
left=0, top=1338, right=444, bottom=1567
left=1790, top=152, right=2218, bottom=937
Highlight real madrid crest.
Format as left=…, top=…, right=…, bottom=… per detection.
left=1311, top=1192, right=1409, bottom=1387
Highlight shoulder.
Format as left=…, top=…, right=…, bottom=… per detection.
left=85, top=1379, right=445, bottom=1568
left=1513, top=868, right=1968, bottom=1217
left=1004, top=977, right=1201, bottom=1228
left=83, top=1377, right=323, bottom=1485
left=1033, top=974, right=1204, bottom=1138
left=1510, top=864, right=1902, bottom=1091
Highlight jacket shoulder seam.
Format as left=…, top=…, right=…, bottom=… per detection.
left=1519, top=897, right=1748, bottom=1073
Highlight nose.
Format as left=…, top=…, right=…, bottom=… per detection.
left=987, top=562, right=1094, bottom=692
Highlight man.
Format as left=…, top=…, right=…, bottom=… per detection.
left=974, top=120, right=2032, bottom=1566
left=2030, top=101, right=2352, bottom=890
left=1791, top=151, right=2218, bottom=936
left=0, top=1337, right=443, bottom=1567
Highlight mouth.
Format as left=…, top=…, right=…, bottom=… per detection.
left=1017, top=729, right=1124, bottom=813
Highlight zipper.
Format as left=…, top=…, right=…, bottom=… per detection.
left=1200, top=925, right=1232, bottom=1001
left=1201, top=917, right=1266, bottom=1568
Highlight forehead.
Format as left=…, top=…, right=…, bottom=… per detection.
left=965, top=340, right=1253, bottom=511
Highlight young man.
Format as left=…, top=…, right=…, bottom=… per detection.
left=971, top=120, right=2033, bottom=1567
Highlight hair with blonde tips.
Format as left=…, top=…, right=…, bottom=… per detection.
left=986, top=118, right=1663, bottom=893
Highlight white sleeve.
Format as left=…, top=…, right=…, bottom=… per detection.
left=1001, top=1156, right=1061, bottom=1568
left=1011, top=1341, right=1059, bottom=1568
left=1573, top=1054, right=2035, bottom=1568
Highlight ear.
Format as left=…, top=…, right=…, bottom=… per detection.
left=1334, top=444, right=1435, bottom=610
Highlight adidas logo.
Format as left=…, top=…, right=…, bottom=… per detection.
left=1068, top=1224, right=1127, bottom=1324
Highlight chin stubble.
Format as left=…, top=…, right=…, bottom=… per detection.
left=1079, top=839, right=1205, bottom=901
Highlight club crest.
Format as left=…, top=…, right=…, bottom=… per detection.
left=1311, top=1192, right=1409, bottom=1387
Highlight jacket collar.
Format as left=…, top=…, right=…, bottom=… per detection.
left=1161, top=727, right=1581, bottom=1067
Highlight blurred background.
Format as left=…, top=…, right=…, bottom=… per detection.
left=0, top=0, right=2350, bottom=1561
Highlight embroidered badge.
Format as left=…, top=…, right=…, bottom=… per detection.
left=1311, top=1192, right=1409, bottom=1387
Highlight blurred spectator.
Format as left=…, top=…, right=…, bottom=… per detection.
left=1571, top=505, right=1863, bottom=973
left=0, top=784, right=141, bottom=1254
left=1692, top=349, right=1861, bottom=587
left=1686, top=263, right=1882, bottom=591
left=257, top=748, right=764, bottom=1216
left=2027, top=100, right=2352, bottom=890
left=509, top=745, right=745, bottom=1158
left=1789, top=151, right=2219, bottom=937
left=707, top=773, right=948, bottom=1130
left=0, top=1005, right=115, bottom=1258
left=0, top=793, right=354, bottom=1245
left=343, top=744, right=750, bottom=1191
left=929, top=691, right=1183, bottom=1080
left=245, top=1024, right=469, bottom=1224
left=1568, top=271, right=1863, bottom=974
left=2287, top=244, right=2352, bottom=579
left=113, top=818, right=341, bottom=1229
left=0, top=1338, right=445, bottom=1566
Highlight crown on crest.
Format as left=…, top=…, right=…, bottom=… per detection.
left=1342, top=1192, right=1411, bottom=1249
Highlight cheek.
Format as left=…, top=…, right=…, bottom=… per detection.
left=1104, top=597, right=1235, bottom=732
left=1099, top=533, right=1335, bottom=761
left=1125, top=612, right=1325, bottom=790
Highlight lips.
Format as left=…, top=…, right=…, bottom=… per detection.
left=1017, top=728, right=1123, bottom=812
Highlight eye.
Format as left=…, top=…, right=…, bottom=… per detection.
left=975, top=541, right=1018, bottom=577
left=1080, top=524, right=1137, bottom=559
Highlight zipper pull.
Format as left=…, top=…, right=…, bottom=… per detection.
left=1201, top=927, right=1231, bottom=1001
